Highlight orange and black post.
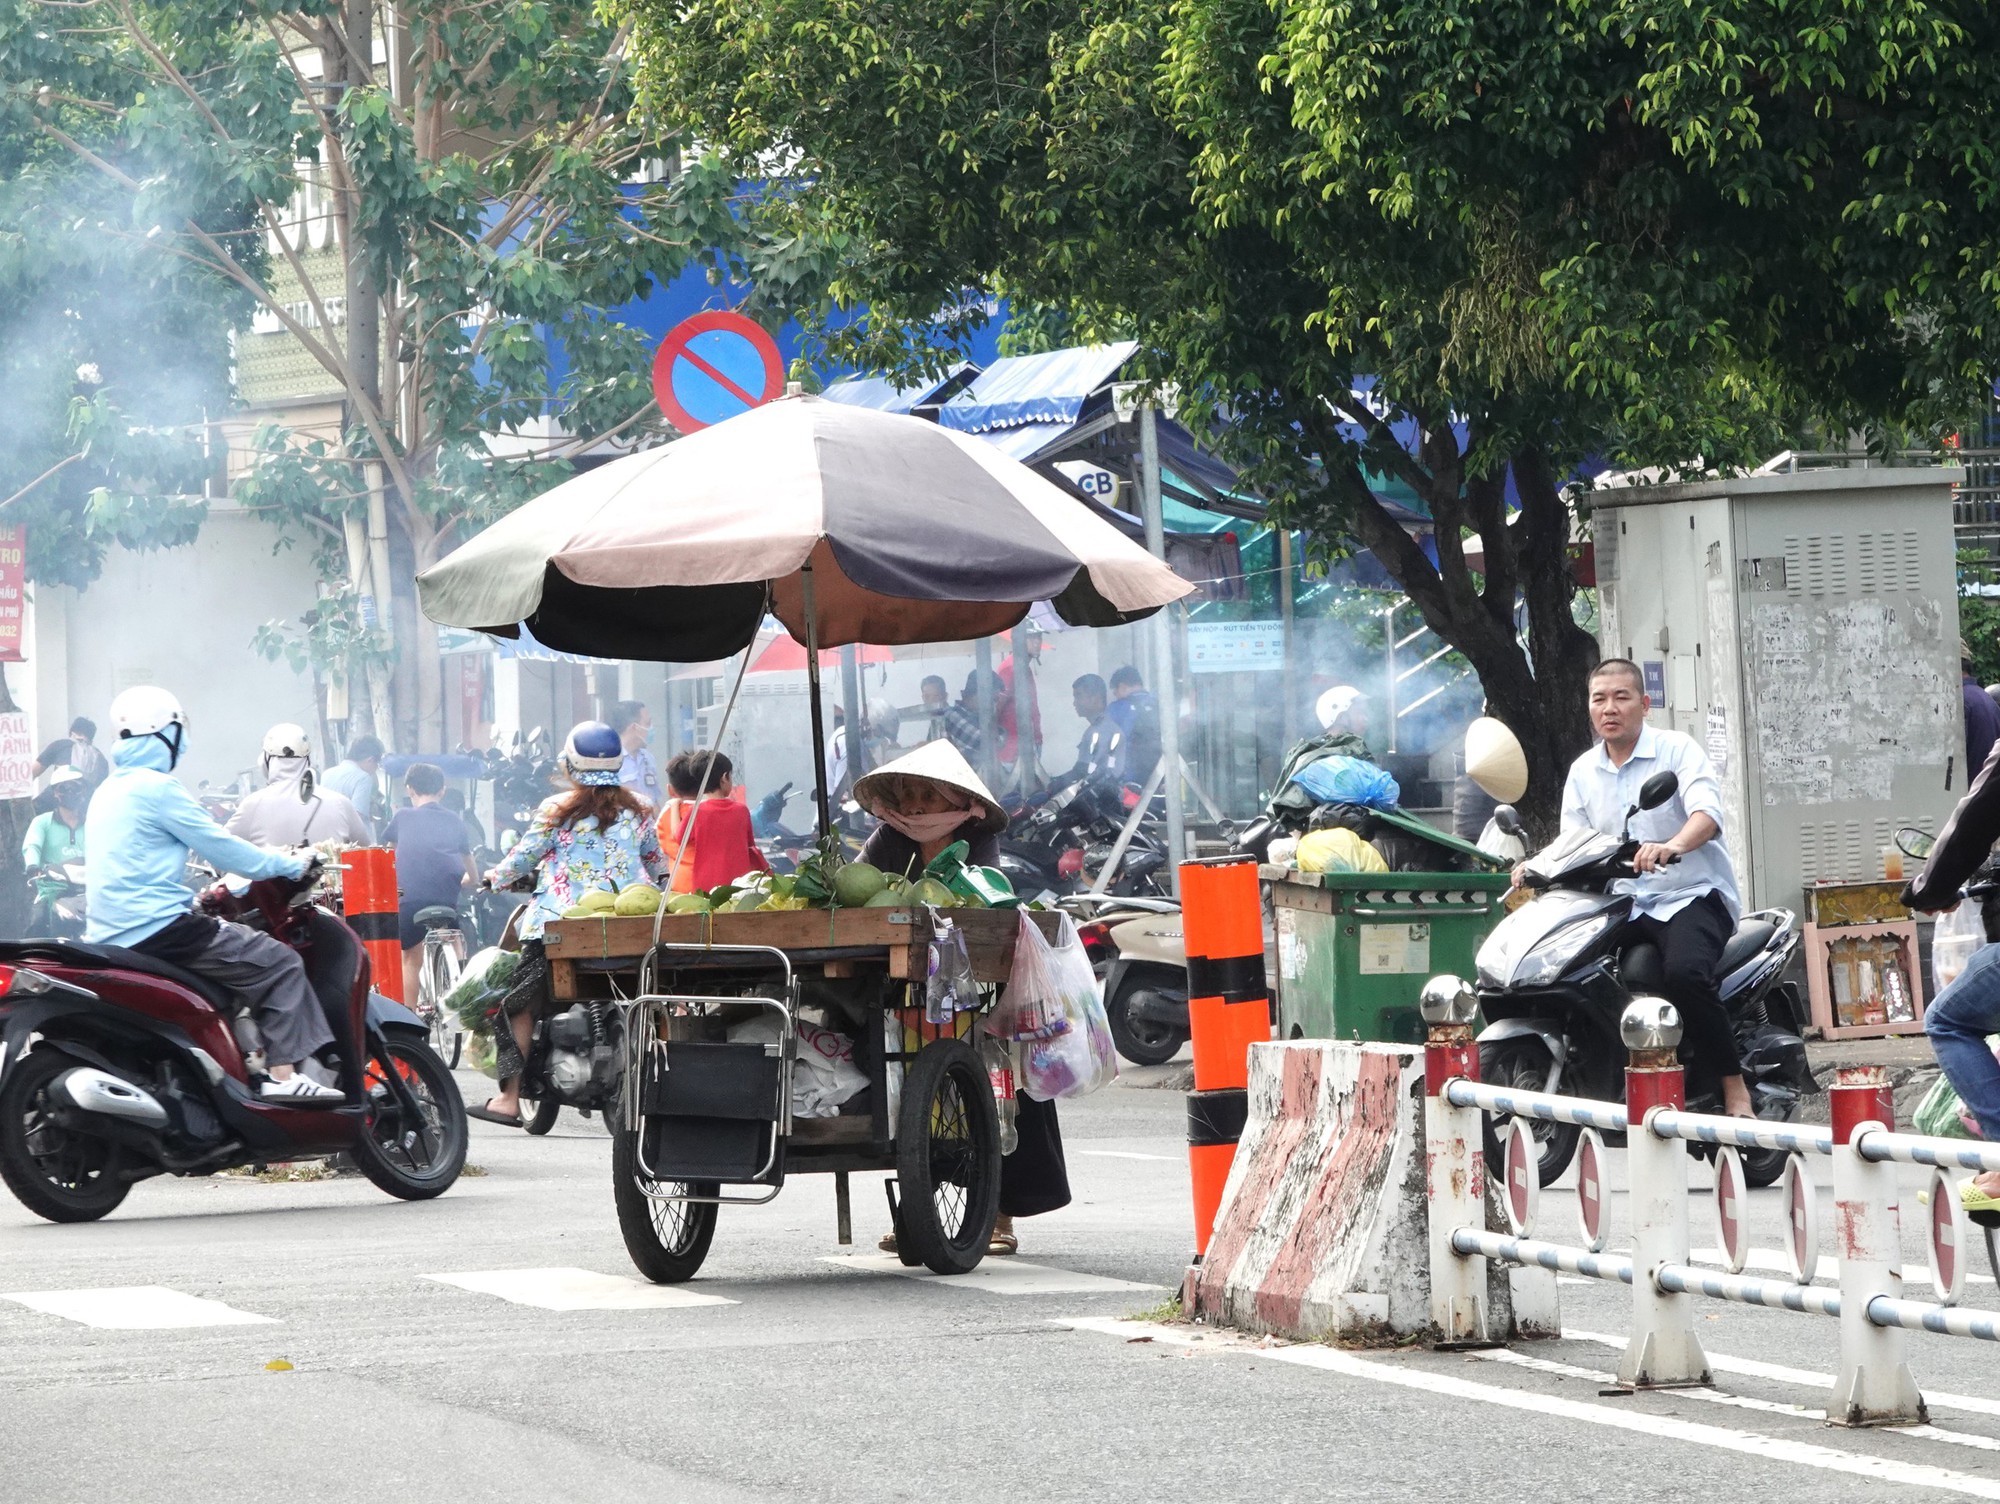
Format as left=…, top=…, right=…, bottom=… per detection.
left=342, top=847, right=404, bottom=1002
left=1179, top=854, right=1272, bottom=1259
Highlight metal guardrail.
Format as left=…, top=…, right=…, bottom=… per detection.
left=1422, top=996, right=2000, bottom=1425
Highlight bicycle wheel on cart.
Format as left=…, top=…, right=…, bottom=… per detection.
left=612, top=1127, right=719, bottom=1283
left=893, top=1037, right=1001, bottom=1275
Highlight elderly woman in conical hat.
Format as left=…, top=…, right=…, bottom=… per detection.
left=853, top=740, right=1069, bottom=1258
left=853, top=740, right=1008, bottom=877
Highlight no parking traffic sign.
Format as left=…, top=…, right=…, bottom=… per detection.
left=651, top=310, right=785, bottom=433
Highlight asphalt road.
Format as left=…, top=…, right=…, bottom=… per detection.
left=2, top=1061, right=1999, bottom=1503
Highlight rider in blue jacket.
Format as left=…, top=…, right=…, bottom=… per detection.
left=84, top=687, right=340, bottom=1099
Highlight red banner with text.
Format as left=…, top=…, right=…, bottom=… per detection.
left=0, top=525, right=25, bottom=662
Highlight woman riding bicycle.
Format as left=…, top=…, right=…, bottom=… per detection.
left=470, top=721, right=670, bottom=1127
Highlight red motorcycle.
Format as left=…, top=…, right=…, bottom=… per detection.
left=0, top=860, right=466, bottom=1222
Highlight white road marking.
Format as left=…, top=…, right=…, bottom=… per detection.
left=1075, top=1150, right=1179, bottom=1162
left=1564, top=1328, right=2000, bottom=1421
left=426, top=1268, right=736, bottom=1311
left=1477, top=1348, right=2000, bottom=1456
left=1063, top=1318, right=2000, bottom=1499
left=3, top=1286, right=275, bottom=1330
left=823, top=1254, right=1159, bottom=1294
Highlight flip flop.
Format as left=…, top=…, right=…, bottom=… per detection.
left=466, top=1101, right=523, bottom=1127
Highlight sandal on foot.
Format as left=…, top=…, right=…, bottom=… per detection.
left=467, top=1100, right=523, bottom=1127
left=878, top=1230, right=898, bottom=1253
left=987, top=1230, right=1019, bottom=1256
left=1961, top=1180, right=2000, bottom=1226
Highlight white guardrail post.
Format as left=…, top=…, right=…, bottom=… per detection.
left=1616, top=1000, right=1711, bottom=1389
left=1420, top=977, right=1489, bottom=1345
left=1830, top=1066, right=1927, bottom=1427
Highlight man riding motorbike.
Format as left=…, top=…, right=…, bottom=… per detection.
left=85, top=687, right=341, bottom=1099
left=1529, top=658, right=1752, bottom=1118
left=22, top=769, right=88, bottom=930
left=1902, top=738, right=2000, bottom=1216
left=225, top=722, right=371, bottom=847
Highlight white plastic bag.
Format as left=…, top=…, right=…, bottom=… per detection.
left=1015, top=914, right=1118, bottom=1101
left=726, top=1017, right=867, bottom=1119
left=1933, top=902, right=1987, bottom=995
left=988, top=910, right=1072, bottom=1041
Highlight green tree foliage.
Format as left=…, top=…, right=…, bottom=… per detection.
left=0, top=0, right=820, bottom=745
left=617, top=0, right=2000, bottom=824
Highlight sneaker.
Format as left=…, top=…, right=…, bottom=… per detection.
left=260, top=1073, right=343, bottom=1101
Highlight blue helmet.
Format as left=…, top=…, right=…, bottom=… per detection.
left=560, top=720, right=625, bottom=786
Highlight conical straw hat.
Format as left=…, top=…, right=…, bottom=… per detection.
left=853, top=739, right=1007, bottom=834
left=1464, top=716, right=1529, bottom=803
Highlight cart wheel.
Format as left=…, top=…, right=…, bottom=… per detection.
left=612, top=1127, right=719, bottom=1283
left=895, top=1038, right=1001, bottom=1275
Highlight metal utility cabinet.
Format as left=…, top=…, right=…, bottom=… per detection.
left=1590, top=467, right=1965, bottom=913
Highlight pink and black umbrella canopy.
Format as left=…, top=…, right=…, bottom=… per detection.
left=417, top=394, right=1191, bottom=661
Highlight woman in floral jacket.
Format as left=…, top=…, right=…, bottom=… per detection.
left=469, top=721, right=669, bottom=1126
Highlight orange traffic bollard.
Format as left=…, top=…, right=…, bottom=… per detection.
left=1180, top=855, right=1272, bottom=1258
left=341, top=847, right=403, bottom=1002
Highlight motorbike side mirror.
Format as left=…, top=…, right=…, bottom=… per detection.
left=1493, top=804, right=1526, bottom=838
left=298, top=768, right=316, bottom=804
left=1895, top=826, right=1936, bottom=860
left=1637, top=771, right=1679, bottom=811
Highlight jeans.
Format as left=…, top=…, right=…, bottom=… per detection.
left=1926, top=940, right=2000, bottom=1141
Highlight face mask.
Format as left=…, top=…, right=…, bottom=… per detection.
left=882, top=808, right=973, bottom=846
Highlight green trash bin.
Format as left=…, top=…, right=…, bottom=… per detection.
left=1269, top=869, right=1512, bottom=1045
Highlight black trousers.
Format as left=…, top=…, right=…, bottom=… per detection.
left=1628, top=891, right=1739, bottom=1088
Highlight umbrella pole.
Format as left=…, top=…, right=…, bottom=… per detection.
left=802, top=562, right=835, bottom=840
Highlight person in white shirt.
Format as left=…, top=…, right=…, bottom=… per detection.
left=1548, top=658, right=1752, bottom=1117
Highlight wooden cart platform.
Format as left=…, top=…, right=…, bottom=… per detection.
left=542, top=905, right=1062, bottom=996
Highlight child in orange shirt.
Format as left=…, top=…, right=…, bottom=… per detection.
left=672, top=750, right=768, bottom=890
left=655, top=753, right=703, bottom=893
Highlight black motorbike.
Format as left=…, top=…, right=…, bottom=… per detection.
left=1466, top=772, right=1813, bottom=1188
left=998, top=778, right=1171, bottom=898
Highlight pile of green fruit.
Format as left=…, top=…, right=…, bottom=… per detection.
left=551, top=843, right=1015, bottom=921
left=558, top=880, right=663, bottom=919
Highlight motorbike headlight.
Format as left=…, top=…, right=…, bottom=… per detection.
left=1508, top=912, right=1622, bottom=989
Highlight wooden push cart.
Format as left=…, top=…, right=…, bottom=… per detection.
left=541, top=905, right=1063, bottom=1281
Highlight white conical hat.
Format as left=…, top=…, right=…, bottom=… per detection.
left=852, top=739, right=1007, bottom=834
left=1464, top=716, right=1529, bottom=803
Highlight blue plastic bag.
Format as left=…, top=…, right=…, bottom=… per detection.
left=1288, top=755, right=1401, bottom=810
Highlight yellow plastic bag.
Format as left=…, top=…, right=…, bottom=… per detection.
left=1296, top=828, right=1389, bottom=874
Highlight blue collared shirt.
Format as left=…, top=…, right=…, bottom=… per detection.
left=620, top=746, right=662, bottom=810
left=1560, top=723, right=1740, bottom=922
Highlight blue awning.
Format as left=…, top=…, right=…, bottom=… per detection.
left=820, top=365, right=975, bottom=414
left=936, top=342, right=1139, bottom=434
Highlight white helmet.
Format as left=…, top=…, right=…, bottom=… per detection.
left=262, top=722, right=311, bottom=761
left=1315, top=685, right=1366, bottom=732
left=109, top=685, right=189, bottom=767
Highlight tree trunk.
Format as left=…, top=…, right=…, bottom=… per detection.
left=1327, top=437, right=1600, bottom=836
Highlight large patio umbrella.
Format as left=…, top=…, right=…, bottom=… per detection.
left=417, top=393, right=1192, bottom=832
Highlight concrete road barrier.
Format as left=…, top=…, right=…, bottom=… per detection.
left=1187, top=1039, right=1507, bottom=1341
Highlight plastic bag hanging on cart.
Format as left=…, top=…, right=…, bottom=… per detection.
left=925, top=913, right=978, bottom=1024
left=1020, top=915, right=1119, bottom=1101
left=988, top=910, right=1075, bottom=1041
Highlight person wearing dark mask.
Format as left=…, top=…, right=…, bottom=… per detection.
left=853, top=741, right=1070, bottom=1256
